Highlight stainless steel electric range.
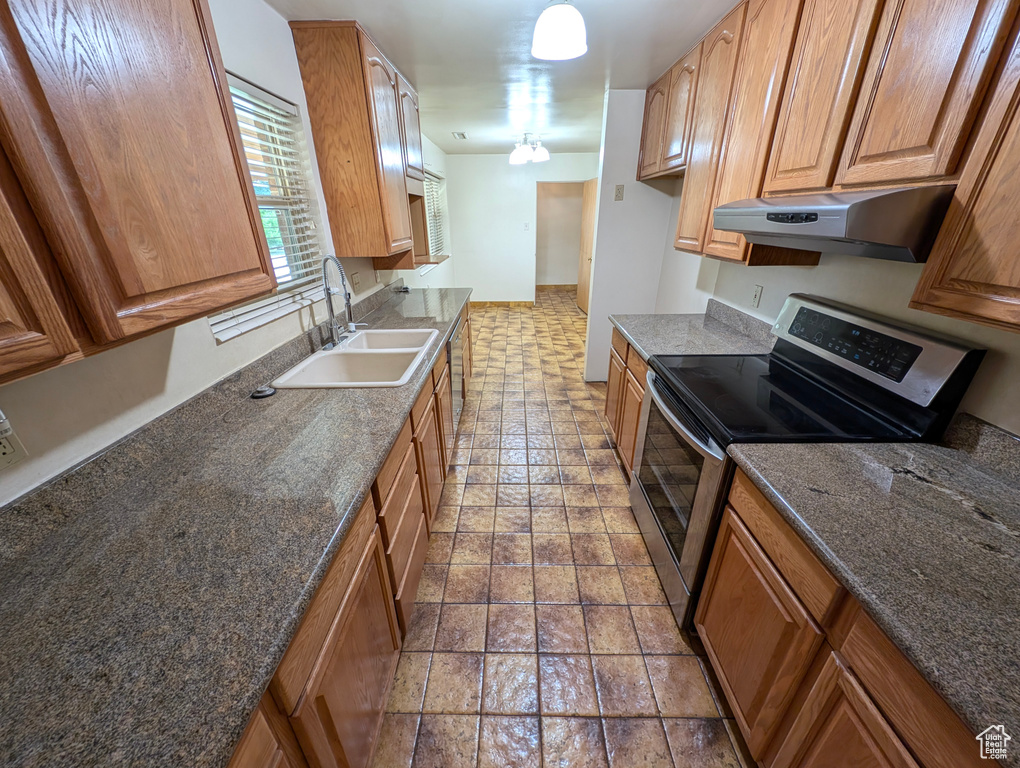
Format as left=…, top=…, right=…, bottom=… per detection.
left=628, top=294, right=986, bottom=646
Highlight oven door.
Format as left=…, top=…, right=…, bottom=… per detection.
left=629, top=371, right=730, bottom=632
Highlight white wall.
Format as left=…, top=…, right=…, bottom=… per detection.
left=653, top=177, right=721, bottom=313
left=445, top=153, right=600, bottom=303
left=583, top=90, right=679, bottom=381
left=536, top=182, right=585, bottom=286
left=0, top=0, right=374, bottom=506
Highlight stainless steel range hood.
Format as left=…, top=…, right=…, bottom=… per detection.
left=712, top=186, right=955, bottom=263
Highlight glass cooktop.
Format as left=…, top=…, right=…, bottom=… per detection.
left=649, top=354, right=914, bottom=445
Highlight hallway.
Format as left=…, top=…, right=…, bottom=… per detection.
left=371, top=288, right=743, bottom=768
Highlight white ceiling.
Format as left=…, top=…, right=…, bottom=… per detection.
left=263, top=0, right=733, bottom=155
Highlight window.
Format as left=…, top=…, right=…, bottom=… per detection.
left=209, top=75, right=326, bottom=341
left=424, top=173, right=447, bottom=256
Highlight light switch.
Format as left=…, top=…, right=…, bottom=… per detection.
left=614, top=185, right=625, bottom=201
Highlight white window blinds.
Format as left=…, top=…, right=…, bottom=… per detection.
left=424, top=174, right=447, bottom=256
left=209, top=75, right=327, bottom=342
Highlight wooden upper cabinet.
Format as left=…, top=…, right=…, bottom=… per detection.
left=0, top=149, right=79, bottom=379
left=638, top=72, right=671, bottom=179
left=836, top=0, right=1020, bottom=186
left=398, top=74, right=425, bottom=181
left=674, top=3, right=746, bottom=252
left=769, top=649, right=920, bottom=768
left=763, top=0, right=885, bottom=194
left=660, top=44, right=703, bottom=172
left=0, top=0, right=275, bottom=344
left=695, top=507, right=824, bottom=759
left=911, top=26, right=1020, bottom=331
left=704, top=0, right=804, bottom=262
left=291, top=22, right=413, bottom=263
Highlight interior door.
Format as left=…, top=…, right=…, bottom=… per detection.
left=576, top=178, right=597, bottom=313
left=0, top=0, right=275, bottom=343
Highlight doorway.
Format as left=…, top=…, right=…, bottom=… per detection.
left=535, top=180, right=598, bottom=313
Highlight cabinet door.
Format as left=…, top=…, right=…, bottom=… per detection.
left=837, top=0, right=1019, bottom=186
left=0, top=149, right=78, bottom=379
left=695, top=507, right=824, bottom=759
left=763, top=0, right=884, bottom=193
left=0, top=0, right=275, bottom=343
left=638, top=73, right=671, bottom=179
left=463, top=315, right=473, bottom=397
left=616, top=368, right=644, bottom=474
left=290, top=527, right=400, bottom=768
left=605, top=347, right=626, bottom=443
left=660, top=45, right=703, bottom=172
left=770, top=650, right=920, bottom=768
left=911, top=29, right=1020, bottom=331
left=435, top=364, right=455, bottom=471
left=398, top=74, right=425, bottom=181
left=360, top=34, right=413, bottom=254
left=414, top=395, right=445, bottom=528
left=705, top=0, right=803, bottom=262
left=674, top=3, right=746, bottom=252
left=229, top=695, right=307, bottom=768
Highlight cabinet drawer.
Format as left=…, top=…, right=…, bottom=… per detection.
left=627, top=352, right=649, bottom=388
left=372, top=417, right=412, bottom=510
left=377, top=442, right=417, bottom=545
left=610, top=327, right=629, bottom=362
left=394, top=511, right=429, bottom=636
left=728, top=470, right=843, bottom=624
left=271, top=495, right=376, bottom=715
left=431, top=345, right=448, bottom=386
left=386, top=473, right=425, bottom=592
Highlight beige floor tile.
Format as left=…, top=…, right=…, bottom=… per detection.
left=496, top=485, right=531, bottom=506
left=415, top=565, right=448, bottom=602
left=482, top=654, right=539, bottom=714
left=591, top=655, right=658, bottom=716
left=498, top=465, right=529, bottom=484
left=470, top=449, right=501, bottom=465
left=528, top=465, right=560, bottom=484
left=478, top=716, right=541, bottom=768
left=630, top=606, right=693, bottom=655
left=466, top=466, right=499, bottom=484
left=577, top=566, right=628, bottom=605
left=425, top=532, right=455, bottom=564
left=541, top=717, right=610, bottom=768
left=583, top=605, right=641, bottom=654
left=491, top=533, right=533, bottom=565
left=556, top=449, right=588, bottom=465
left=388, top=652, right=432, bottom=713
left=536, top=604, right=589, bottom=653
left=572, top=534, right=617, bottom=565
left=494, top=506, right=531, bottom=532
left=563, top=484, right=600, bottom=507
left=444, top=565, right=490, bottom=603
left=609, top=534, right=652, bottom=565
left=590, top=465, right=628, bottom=486
left=500, top=449, right=530, bottom=465
left=423, top=653, right=484, bottom=714
left=566, top=507, right=608, bottom=534
left=663, top=718, right=740, bottom=768
left=371, top=713, right=419, bottom=768
left=531, top=507, right=570, bottom=532
left=559, top=465, right=594, bottom=484
left=619, top=567, right=669, bottom=605
left=645, top=656, right=719, bottom=717
left=430, top=505, right=460, bottom=533
left=601, top=507, right=641, bottom=533
left=602, top=718, right=674, bottom=768
left=539, top=655, right=599, bottom=716
left=434, top=604, right=488, bottom=652
left=595, top=484, right=632, bottom=507
left=487, top=603, right=537, bottom=652
left=534, top=565, right=580, bottom=603
left=457, top=506, right=496, bottom=532
left=489, top=565, right=535, bottom=603
left=403, top=603, right=441, bottom=652
left=462, top=485, right=498, bottom=507
left=532, top=533, right=573, bottom=564
left=450, top=532, right=492, bottom=564
left=412, top=714, right=480, bottom=768
left=440, top=484, right=466, bottom=506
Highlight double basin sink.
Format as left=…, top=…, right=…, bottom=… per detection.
left=272, top=329, right=438, bottom=388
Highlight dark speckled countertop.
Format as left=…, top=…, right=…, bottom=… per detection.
left=729, top=440, right=1020, bottom=766
left=0, top=287, right=471, bottom=767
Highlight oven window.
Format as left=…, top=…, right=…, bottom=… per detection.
left=637, top=398, right=705, bottom=560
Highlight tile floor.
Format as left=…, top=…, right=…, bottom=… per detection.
left=372, top=288, right=744, bottom=768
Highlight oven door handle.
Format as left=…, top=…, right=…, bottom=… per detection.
left=646, top=371, right=726, bottom=462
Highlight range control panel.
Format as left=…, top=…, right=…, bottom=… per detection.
left=789, top=307, right=922, bottom=382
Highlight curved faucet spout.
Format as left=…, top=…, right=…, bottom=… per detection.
left=321, top=255, right=354, bottom=348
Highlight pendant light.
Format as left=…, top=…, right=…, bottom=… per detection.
left=531, top=139, right=550, bottom=163
left=532, top=0, right=587, bottom=61
left=509, top=140, right=534, bottom=165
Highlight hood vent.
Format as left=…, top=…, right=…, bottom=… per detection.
left=712, top=186, right=956, bottom=263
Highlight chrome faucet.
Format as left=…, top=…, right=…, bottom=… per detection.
left=321, top=254, right=358, bottom=348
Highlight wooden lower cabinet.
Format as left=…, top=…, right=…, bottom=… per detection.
left=695, top=507, right=824, bottom=758
left=617, top=369, right=645, bottom=475
left=605, top=330, right=647, bottom=473
left=229, top=694, right=308, bottom=768
left=605, top=347, right=626, bottom=442
left=290, top=526, right=400, bottom=768
left=414, top=390, right=445, bottom=529
left=767, top=648, right=919, bottom=768
left=435, top=364, right=455, bottom=472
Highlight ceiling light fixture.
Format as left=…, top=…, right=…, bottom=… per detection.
left=531, top=139, right=550, bottom=163
left=508, top=134, right=551, bottom=165
left=509, top=140, right=534, bottom=165
left=532, top=0, right=588, bottom=61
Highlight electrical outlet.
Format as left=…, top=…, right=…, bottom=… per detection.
left=350, top=271, right=362, bottom=293
left=614, top=184, right=625, bottom=201
left=523, top=222, right=530, bottom=231
left=0, top=432, right=27, bottom=470
left=752, top=284, right=763, bottom=308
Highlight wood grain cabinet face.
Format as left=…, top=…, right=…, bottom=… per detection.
left=837, top=0, right=1020, bottom=186
left=413, top=393, right=445, bottom=529
left=398, top=75, right=425, bottom=182
left=0, top=150, right=78, bottom=378
left=289, top=527, right=400, bottom=768
left=763, top=0, right=885, bottom=193
left=638, top=73, right=671, bottom=179
left=0, top=0, right=275, bottom=344
left=911, top=28, right=1020, bottom=331
left=616, top=368, right=645, bottom=474
left=694, top=507, right=824, bottom=759
left=769, top=650, right=920, bottom=768
left=605, top=347, right=626, bottom=443
left=674, top=3, right=746, bottom=252
left=660, top=45, right=703, bottom=172
left=705, top=0, right=804, bottom=261
left=435, top=364, right=455, bottom=471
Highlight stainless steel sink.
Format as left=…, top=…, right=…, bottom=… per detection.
left=343, top=329, right=438, bottom=350
left=272, top=349, right=426, bottom=388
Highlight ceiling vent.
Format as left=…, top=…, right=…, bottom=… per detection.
left=451, top=132, right=467, bottom=140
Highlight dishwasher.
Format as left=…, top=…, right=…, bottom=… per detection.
left=448, top=316, right=465, bottom=434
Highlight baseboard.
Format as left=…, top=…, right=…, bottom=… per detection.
left=536, top=284, right=578, bottom=291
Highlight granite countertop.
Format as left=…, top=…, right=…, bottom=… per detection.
left=0, top=287, right=471, bottom=767
left=729, top=440, right=1020, bottom=765
left=609, top=300, right=774, bottom=361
